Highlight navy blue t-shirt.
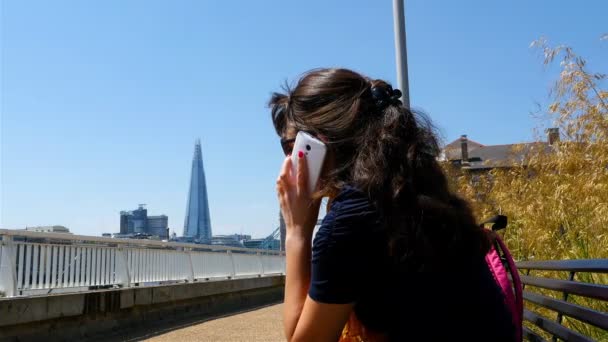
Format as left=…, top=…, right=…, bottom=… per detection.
left=309, top=186, right=516, bottom=341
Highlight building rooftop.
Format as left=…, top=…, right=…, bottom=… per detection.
left=444, top=129, right=559, bottom=170
left=24, top=225, right=71, bottom=233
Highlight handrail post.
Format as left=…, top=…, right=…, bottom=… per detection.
left=257, top=252, right=264, bottom=277
left=115, top=247, right=131, bottom=287
left=228, top=250, right=236, bottom=279
left=552, top=271, right=576, bottom=342
left=522, top=268, right=531, bottom=290
left=0, top=236, right=17, bottom=297
left=187, top=249, right=195, bottom=282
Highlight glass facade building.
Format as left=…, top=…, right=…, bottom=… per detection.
left=120, top=205, right=147, bottom=234
left=183, top=139, right=213, bottom=242
left=147, top=215, right=169, bottom=237
left=119, top=205, right=168, bottom=238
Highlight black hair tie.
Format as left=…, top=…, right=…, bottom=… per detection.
left=371, top=86, right=403, bottom=111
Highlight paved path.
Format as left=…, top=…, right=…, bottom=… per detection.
left=143, top=304, right=285, bottom=342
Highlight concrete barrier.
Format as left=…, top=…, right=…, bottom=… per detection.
left=0, top=275, right=285, bottom=341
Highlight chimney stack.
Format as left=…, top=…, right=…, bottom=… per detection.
left=547, top=128, right=560, bottom=145
left=460, top=135, right=469, bottom=163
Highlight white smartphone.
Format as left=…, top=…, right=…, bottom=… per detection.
left=291, top=131, right=327, bottom=194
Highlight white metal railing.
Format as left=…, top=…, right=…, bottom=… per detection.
left=0, top=229, right=285, bottom=298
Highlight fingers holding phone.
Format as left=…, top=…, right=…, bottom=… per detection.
left=296, top=150, right=309, bottom=198
left=277, top=132, right=326, bottom=237
left=291, top=131, right=327, bottom=195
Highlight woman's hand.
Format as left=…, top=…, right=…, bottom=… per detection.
left=278, top=153, right=353, bottom=342
left=276, top=152, right=322, bottom=240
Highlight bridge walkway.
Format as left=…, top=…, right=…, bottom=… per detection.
left=115, top=304, right=285, bottom=342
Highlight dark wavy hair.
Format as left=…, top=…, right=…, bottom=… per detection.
left=269, top=68, right=489, bottom=271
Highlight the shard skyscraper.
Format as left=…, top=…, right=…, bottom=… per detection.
left=183, top=139, right=212, bottom=242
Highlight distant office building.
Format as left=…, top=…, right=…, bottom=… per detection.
left=210, top=234, right=252, bottom=247
left=148, top=215, right=168, bottom=237
left=183, top=139, right=213, bottom=242
left=242, top=239, right=263, bottom=249
left=210, top=235, right=243, bottom=248
left=119, top=213, right=129, bottom=234
left=120, top=205, right=147, bottom=234
left=243, top=238, right=280, bottom=250
left=235, top=233, right=252, bottom=241
left=119, top=204, right=168, bottom=238
left=24, top=225, right=71, bottom=234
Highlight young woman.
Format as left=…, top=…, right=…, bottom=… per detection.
left=272, top=68, right=516, bottom=342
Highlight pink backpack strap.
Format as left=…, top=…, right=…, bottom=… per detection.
left=485, top=245, right=517, bottom=313
left=485, top=232, right=523, bottom=342
left=495, top=234, right=523, bottom=328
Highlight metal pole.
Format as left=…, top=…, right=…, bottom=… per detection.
left=392, top=0, right=410, bottom=108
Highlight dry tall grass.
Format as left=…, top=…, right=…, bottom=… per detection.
left=444, top=37, right=607, bottom=340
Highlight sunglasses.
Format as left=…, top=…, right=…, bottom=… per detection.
left=280, top=137, right=296, bottom=156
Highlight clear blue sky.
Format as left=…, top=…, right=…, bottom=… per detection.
left=1, top=0, right=606, bottom=238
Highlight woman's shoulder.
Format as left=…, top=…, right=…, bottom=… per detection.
left=318, top=185, right=380, bottom=239
left=312, top=185, right=383, bottom=259
left=331, top=185, right=374, bottom=211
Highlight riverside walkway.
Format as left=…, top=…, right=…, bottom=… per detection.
left=121, top=304, right=285, bottom=342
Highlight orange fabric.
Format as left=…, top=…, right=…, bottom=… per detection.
left=339, top=312, right=389, bottom=342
